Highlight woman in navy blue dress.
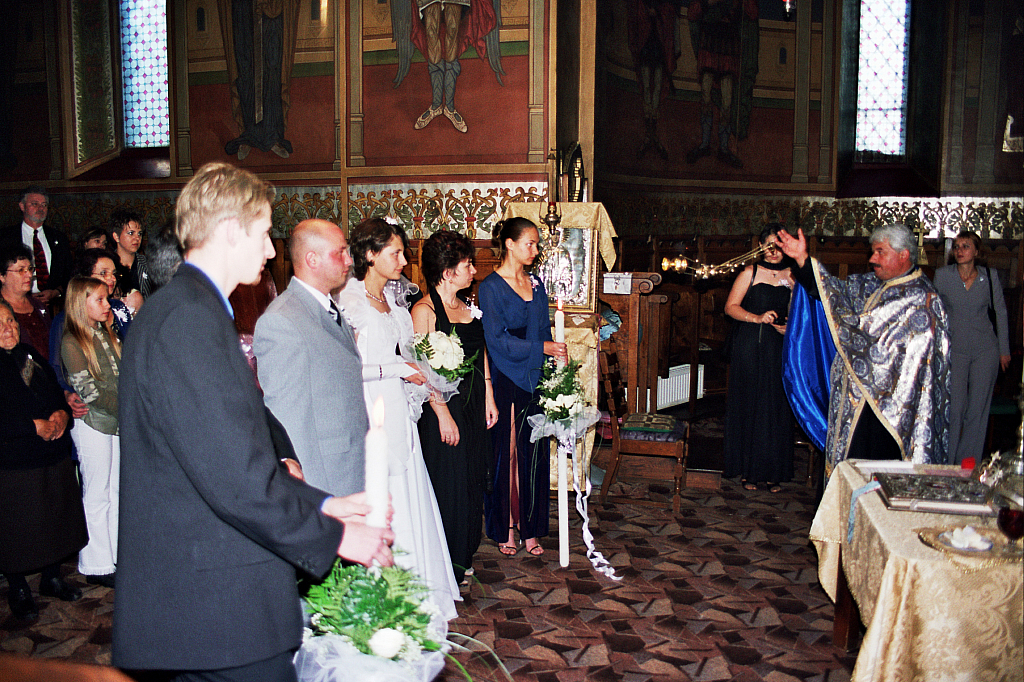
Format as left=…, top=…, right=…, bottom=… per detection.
left=479, top=218, right=567, bottom=556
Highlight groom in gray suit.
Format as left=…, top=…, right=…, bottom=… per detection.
left=254, top=219, right=368, bottom=496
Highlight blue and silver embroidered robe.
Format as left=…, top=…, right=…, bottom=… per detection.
left=805, top=261, right=951, bottom=477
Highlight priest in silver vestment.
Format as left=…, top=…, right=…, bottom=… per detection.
left=778, top=224, right=951, bottom=479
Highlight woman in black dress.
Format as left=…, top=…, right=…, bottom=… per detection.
left=0, top=299, right=88, bottom=621
left=723, top=224, right=795, bottom=492
left=412, top=231, right=499, bottom=583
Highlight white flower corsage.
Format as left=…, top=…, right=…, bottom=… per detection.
left=467, top=300, right=482, bottom=319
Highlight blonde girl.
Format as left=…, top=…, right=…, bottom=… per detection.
left=61, top=276, right=121, bottom=588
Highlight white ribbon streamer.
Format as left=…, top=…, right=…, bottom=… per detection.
left=528, top=408, right=621, bottom=581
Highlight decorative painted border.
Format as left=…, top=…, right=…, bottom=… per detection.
left=21, top=187, right=1022, bottom=246
left=600, top=193, right=1024, bottom=240
left=347, top=181, right=548, bottom=238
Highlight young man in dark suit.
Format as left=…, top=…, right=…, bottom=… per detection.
left=113, top=162, right=394, bottom=682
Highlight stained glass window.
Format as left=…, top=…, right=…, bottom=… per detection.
left=856, top=0, right=911, bottom=160
left=120, top=0, right=169, bottom=147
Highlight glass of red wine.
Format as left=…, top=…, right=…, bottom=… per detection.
left=995, top=495, right=1024, bottom=555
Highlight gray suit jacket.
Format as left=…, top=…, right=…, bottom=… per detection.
left=254, top=278, right=368, bottom=496
left=113, top=264, right=343, bottom=672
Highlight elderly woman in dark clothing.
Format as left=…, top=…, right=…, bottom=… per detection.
left=0, top=298, right=88, bottom=622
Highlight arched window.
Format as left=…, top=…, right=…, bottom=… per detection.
left=119, top=0, right=169, bottom=147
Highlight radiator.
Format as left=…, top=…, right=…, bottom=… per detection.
left=623, top=364, right=706, bottom=412
left=651, top=364, right=704, bottom=411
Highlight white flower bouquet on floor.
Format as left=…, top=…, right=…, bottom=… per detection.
left=303, top=559, right=443, bottom=661
left=296, top=559, right=512, bottom=682
left=296, top=559, right=448, bottom=682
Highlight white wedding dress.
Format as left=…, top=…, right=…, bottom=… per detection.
left=338, top=279, right=460, bottom=621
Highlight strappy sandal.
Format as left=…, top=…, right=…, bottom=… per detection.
left=524, top=540, right=544, bottom=556
left=499, top=527, right=519, bottom=555
left=768, top=483, right=783, bottom=493
left=742, top=480, right=758, bottom=491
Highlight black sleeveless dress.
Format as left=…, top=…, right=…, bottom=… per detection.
left=417, top=289, right=489, bottom=583
left=723, top=264, right=795, bottom=486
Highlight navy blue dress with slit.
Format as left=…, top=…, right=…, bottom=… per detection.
left=478, top=271, right=552, bottom=543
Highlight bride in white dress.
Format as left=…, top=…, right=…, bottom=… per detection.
left=338, top=219, right=460, bottom=622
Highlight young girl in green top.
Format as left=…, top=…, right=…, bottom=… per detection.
left=62, top=276, right=121, bottom=588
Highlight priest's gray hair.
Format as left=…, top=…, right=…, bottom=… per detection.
left=870, top=223, right=917, bottom=265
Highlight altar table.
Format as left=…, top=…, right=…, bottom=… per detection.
left=810, top=460, right=1023, bottom=682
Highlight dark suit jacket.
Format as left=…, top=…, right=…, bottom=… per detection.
left=1, top=224, right=73, bottom=295
left=112, top=263, right=343, bottom=672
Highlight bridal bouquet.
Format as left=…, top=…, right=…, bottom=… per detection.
left=303, top=559, right=442, bottom=663
left=406, top=331, right=480, bottom=414
left=411, top=330, right=477, bottom=383
left=537, top=359, right=588, bottom=421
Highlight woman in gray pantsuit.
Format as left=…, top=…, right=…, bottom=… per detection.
left=933, top=231, right=1011, bottom=464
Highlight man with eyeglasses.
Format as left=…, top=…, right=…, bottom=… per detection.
left=0, top=185, right=73, bottom=307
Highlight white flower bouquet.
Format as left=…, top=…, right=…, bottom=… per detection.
left=528, top=358, right=601, bottom=446
left=302, top=559, right=442, bottom=663
left=537, top=359, right=588, bottom=421
left=297, top=559, right=511, bottom=682
left=412, top=330, right=476, bottom=382
left=406, top=330, right=480, bottom=406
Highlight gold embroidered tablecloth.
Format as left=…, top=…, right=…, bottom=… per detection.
left=810, top=461, right=1023, bottom=682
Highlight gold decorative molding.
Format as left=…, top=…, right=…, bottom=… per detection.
left=601, top=193, right=1024, bottom=240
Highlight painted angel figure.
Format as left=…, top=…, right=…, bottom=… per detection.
left=391, top=0, right=506, bottom=133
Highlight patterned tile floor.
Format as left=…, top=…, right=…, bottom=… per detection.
left=1, top=447, right=856, bottom=681
left=442, top=462, right=857, bottom=682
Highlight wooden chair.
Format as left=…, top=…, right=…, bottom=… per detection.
left=794, top=425, right=822, bottom=489
left=599, top=348, right=689, bottom=512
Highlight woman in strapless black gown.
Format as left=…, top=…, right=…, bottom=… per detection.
left=723, top=224, right=795, bottom=492
left=413, top=231, right=499, bottom=584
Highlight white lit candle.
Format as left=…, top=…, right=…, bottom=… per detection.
left=554, top=298, right=565, bottom=343
left=554, top=298, right=566, bottom=368
left=364, top=396, right=388, bottom=529
left=558, top=443, right=569, bottom=567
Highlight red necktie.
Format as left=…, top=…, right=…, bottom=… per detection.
left=32, top=229, right=49, bottom=289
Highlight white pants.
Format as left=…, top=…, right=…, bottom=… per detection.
left=71, top=422, right=119, bottom=575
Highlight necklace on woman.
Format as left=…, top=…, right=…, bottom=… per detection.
left=365, top=289, right=386, bottom=305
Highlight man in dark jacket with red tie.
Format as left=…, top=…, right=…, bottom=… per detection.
left=0, top=185, right=73, bottom=306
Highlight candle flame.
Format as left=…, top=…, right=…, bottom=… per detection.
left=372, top=396, right=386, bottom=428
left=557, top=298, right=563, bottom=311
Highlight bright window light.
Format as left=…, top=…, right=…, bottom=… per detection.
left=120, top=0, right=169, bottom=147
left=855, top=0, right=911, bottom=159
